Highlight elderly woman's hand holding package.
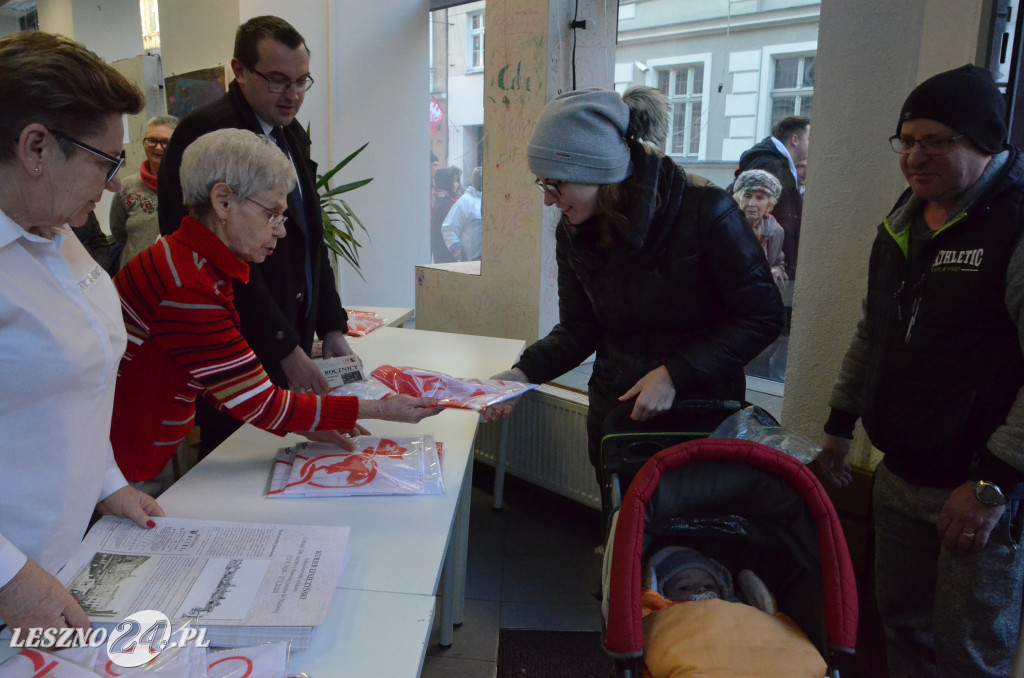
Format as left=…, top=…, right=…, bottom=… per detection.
left=0, top=32, right=164, bottom=637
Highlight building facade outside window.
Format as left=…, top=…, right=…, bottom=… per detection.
left=429, top=1, right=486, bottom=264
left=140, top=0, right=160, bottom=50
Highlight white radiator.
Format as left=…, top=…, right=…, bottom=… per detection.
left=474, top=383, right=600, bottom=509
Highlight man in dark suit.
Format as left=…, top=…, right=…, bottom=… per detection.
left=159, top=15, right=351, bottom=455
left=734, top=115, right=809, bottom=279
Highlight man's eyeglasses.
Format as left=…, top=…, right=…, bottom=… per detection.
left=248, top=66, right=314, bottom=93
left=245, top=196, right=288, bottom=228
left=49, top=129, right=125, bottom=183
left=143, top=137, right=170, bottom=150
left=534, top=179, right=563, bottom=199
left=889, top=134, right=965, bottom=156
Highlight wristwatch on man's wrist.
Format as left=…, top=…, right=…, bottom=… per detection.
left=974, top=480, right=1008, bottom=507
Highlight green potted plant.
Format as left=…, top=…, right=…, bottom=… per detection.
left=316, top=142, right=372, bottom=280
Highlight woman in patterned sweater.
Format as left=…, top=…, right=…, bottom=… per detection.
left=111, top=129, right=441, bottom=482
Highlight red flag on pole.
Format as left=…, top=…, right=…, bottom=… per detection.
left=429, top=95, right=445, bottom=136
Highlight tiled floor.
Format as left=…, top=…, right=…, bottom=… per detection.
left=420, top=466, right=606, bottom=678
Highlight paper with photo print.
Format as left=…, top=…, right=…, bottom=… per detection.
left=55, top=517, right=350, bottom=649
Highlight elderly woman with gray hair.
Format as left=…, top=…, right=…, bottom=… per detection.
left=110, top=128, right=442, bottom=484
left=733, top=169, right=787, bottom=288
left=109, top=114, right=179, bottom=269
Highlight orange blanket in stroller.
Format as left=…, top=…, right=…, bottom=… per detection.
left=640, top=589, right=826, bottom=678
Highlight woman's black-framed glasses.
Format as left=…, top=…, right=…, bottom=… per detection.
left=244, top=196, right=288, bottom=228
left=143, top=137, right=170, bottom=150
left=534, top=179, right=563, bottom=199
left=49, top=129, right=125, bottom=183
left=248, top=66, right=314, bottom=93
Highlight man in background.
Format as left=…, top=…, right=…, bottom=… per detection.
left=159, top=15, right=351, bottom=455
left=735, top=115, right=809, bottom=278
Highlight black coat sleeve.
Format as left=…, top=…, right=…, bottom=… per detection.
left=514, top=223, right=600, bottom=383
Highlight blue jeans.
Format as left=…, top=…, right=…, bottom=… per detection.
left=873, top=462, right=1024, bottom=677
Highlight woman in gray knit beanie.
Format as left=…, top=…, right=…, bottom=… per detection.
left=488, top=86, right=784, bottom=487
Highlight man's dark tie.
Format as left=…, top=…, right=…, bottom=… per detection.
left=270, top=126, right=313, bottom=315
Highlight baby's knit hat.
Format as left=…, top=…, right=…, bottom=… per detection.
left=649, top=546, right=734, bottom=601
left=527, top=88, right=632, bottom=185
left=734, top=169, right=782, bottom=199
left=897, top=64, right=1006, bottom=155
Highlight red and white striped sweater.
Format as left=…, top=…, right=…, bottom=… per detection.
left=111, top=216, right=358, bottom=481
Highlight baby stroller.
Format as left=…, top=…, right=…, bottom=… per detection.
left=602, top=437, right=859, bottom=677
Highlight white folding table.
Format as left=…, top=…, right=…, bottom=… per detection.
left=155, top=326, right=524, bottom=675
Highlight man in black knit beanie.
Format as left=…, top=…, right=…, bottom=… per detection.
left=820, top=64, right=1024, bottom=677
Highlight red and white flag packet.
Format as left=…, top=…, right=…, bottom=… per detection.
left=370, top=365, right=537, bottom=411
left=344, top=309, right=386, bottom=337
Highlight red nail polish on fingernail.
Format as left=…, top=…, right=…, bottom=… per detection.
left=146, top=520, right=156, bottom=528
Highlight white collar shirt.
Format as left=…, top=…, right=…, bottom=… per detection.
left=256, top=116, right=304, bottom=203
left=770, top=136, right=799, bottom=185
left=0, top=208, right=128, bottom=590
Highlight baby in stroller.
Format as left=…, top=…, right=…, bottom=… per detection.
left=639, top=545, right=827, bottom=677
left=646, top=545, right=775, bottom=611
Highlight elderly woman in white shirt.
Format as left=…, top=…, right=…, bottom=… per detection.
left=0, top=32, right=163, bottom=638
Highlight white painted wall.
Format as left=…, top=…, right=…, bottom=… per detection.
left=35, top=0, right=73, bottom=37
left=782, top=0, right=989, bottom=468
left=36, top=0, right=142, bottom=58
left=329, top=0, right=431, bottom=308
left=68, top=0, right=143, bottom=60
left=158, top=1, right=237, bottom=78
left=0, top=12, right=22, bottom=34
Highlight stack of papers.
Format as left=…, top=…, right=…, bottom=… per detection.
left=268, top=436, right=444, bottom=497
left=56, top=517, right=351, bottom=650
